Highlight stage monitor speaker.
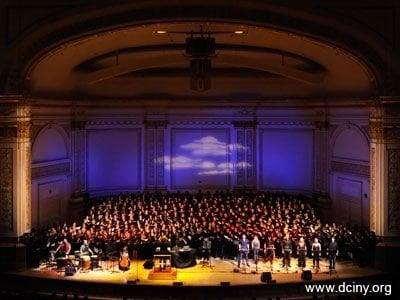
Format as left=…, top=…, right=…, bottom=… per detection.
left=261, top=272, right=272, bottom=283
left=302, top=269, right=312, bottom=281
left=143, top=259, right=154, bottom=269
left=233, top=268, right=240, bottom=273
left=220, top=282, right=230, bottom=286
left=173, top=282, right=183, bottom=286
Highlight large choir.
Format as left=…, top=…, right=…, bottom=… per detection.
left=22, top=191, right=377, bottom=273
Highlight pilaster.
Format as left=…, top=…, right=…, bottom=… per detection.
left=233, top=120, right=257, bottom=189
left=0, top=97, right=31, bottom=238
left=144, top=120, right=167, bottom=191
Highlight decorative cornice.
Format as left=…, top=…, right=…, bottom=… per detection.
left=169, top=120, right=231, bottom=125
left=232, top=120, right=257, bottom=128
left=32, top=162, right=71, bottom=179
left=86, top=120, right=141, bottom=126
left=17, top=120, right=31, bottom=138
left=369, top=121, right=400, bottom=142
left=0, top=121, right=31, bottom=138
left=258, top=120, right=314, bottom=127
left=331, top=160, right=370, bottom=177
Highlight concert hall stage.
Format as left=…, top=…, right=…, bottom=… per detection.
left=0, top=258, right=388, bottom=299
left=19, top=259, right=380, bottom=286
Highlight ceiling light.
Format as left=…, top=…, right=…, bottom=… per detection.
left=155, top=30, right=167, bottom=34
left=234, top=30, right=244, bottom=34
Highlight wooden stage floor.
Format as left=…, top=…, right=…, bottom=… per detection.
left=21, top=258, right=380, bottom=286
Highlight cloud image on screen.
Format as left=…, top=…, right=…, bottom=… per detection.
left=156, top=133, right=251, bottom=188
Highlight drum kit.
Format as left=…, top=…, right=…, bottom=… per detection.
left=53, top=252, right=101, bottom=274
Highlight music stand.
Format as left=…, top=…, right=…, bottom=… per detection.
left=110, top=256, right=119, bottom=274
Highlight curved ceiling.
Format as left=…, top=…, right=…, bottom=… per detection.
left=26, top=22, right=375, bottom=101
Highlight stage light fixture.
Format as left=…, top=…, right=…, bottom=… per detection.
left=234, top=30, right=244, bottom=34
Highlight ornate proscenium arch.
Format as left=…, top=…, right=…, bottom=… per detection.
left=0, top=0, right=393, bottom=99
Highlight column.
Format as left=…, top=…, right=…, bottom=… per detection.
left=369, top=103, right=400, bottom=238
left=71, top=118, right=87, bottom=199
left=370, top=101, right=400, bottom=273
left=0, top=98, right=31, bottom=270
left=314, top=119, right=330, bottom=200
left=144, top=120, right=167, bottom=191
left=233, top=121, right=256, bottom=189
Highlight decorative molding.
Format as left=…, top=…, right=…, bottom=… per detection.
left=370, top=147, right=376, bottom=231
left=0, top=122, right=31, bottom=138
left=0, top=148, right=13, bottom=232
left=86, top=120, right=141, bottom=126
left=388, top=149, right=400, bottom=232
left=145, top=128, right=155, bottom=187
left=315, top=127, right=329, bottom=193
left=258, top=120, right=314, bottom=127
left=169, top=120, right=231, bottom=126
left=25, top=145, right=31, bottom=230
left=246, top=128, right=256, bottom=186
left=72, top=126, right=86, bottom=193
left=156, top=128, right=165, bottom=186
left=17, top=120, right=31, bottom=138
left=31, top=162, right=71, bottom=179
left=331, top=160, right=370, bottom=177
left=369, top=121, right=400, bottom=142
left=236, top=129, right=245, bottom=186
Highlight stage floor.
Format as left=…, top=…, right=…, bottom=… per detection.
left=21, top=258, right=380, bottom=286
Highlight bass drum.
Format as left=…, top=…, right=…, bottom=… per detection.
left=80, top=255, right=91, bottom=271
left=91, top=255, right=99, bottom=269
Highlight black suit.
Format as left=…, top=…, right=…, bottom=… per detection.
left=328, top=241, right=338, bottom=270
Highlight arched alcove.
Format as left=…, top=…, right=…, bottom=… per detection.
left=32, top=124, right=69, bottom=164
left=330, top=124, right=370, bottom=226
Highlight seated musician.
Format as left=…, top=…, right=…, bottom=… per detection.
left=55, top=238, right=72, bottom=257
left=119, top=246, right=131, bottom=271
left=80, top=239, right=94, bottom=256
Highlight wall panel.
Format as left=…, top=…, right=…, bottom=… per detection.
left=86, top=129, right=141, bottom=193
left=259, top=128, right=314, bottom=191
